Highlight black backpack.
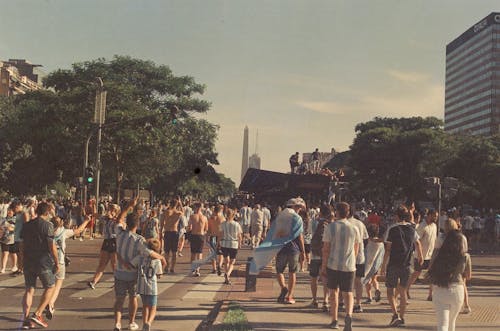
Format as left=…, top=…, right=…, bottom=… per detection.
left=310, top=218, right=328, bottom=257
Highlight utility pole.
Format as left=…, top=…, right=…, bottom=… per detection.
left=94, top=77, right=106, bottom=204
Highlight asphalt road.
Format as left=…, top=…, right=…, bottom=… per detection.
left=0, top=236, right=247, bottom=331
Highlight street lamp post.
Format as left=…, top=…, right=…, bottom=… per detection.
left=82, top=78, right=106, bottom=207
left=94, top=78, right=106, bottom=204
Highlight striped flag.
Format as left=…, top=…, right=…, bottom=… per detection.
left=249, top=208, right=303, bottom=275
left=191, top=240, right=217, bottom=272
left=362, top=241, right=385, bottom=285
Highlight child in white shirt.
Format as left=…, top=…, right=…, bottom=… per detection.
left=132, top=238, right=163, bottom=331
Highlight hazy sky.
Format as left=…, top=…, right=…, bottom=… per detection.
left=1, top=1, right=498, bottom=184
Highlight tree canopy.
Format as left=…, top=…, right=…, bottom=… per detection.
left=348, top=116, right=499, bottom=208
left=0, top=56, right=235, bottom=200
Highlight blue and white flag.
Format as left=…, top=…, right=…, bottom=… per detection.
left=191, top=239, right=217, bottom=272
left=249, top=208, right=303, bottom=275
left=362, top=241, right=385, bottom=285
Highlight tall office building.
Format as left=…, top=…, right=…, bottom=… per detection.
left=241, top=126, right=249, bottom=182
left=248, top=130, right=261, bottom=170
left=444, top=12, right=500, bottom=135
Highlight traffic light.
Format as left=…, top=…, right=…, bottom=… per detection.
left=85, top=167, right=95, bottom=184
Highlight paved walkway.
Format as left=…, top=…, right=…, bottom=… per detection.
left=218, top=254, right=500, bottom=331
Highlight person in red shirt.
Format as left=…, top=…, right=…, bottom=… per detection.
left=367, top=212, right=381, bottom=226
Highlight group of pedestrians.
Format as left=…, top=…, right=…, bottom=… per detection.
left=253, top=197, right=478, bottom=331
left=0, top=194, right=491, bottom=331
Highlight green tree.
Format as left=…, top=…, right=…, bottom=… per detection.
left=0, top=56, right=235, bottom=199
left=349, top=117, right=452, bottom=204
left=444, top=133, right=500, bottom=207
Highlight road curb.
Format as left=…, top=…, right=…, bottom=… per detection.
left=196, top=300, right=224, bottom=331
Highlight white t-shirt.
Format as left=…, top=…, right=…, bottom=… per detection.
left=415, top=222, right=437, bottom=260
left=132, top=256, right=162, bottom=296
left=239, top=206, right=252, bottom=226
left=220, top=220, right=243, bottom=249
left=54, top=227, right=75, bottom=265
left=347, top=217, right=369, bottom=264
left=323, top=219, right=360, bottom=272
left=250, top=209, right=264, bottom=229
left=462, top=216, right=474, bottom=231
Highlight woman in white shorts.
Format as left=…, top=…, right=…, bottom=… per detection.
left=45, top=215, right=90, bottom=320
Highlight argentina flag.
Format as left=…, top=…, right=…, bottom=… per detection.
left=249, top=207, right=303, bottom=275
left=362, top=241, right=385, bottom=285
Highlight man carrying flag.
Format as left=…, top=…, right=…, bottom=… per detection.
left=248, top=197, right=305, bottom=303
left=274, top=198, right=306, bottom=304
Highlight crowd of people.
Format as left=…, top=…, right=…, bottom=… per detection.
left=0, top=195, right=499, bottom=331
left=288, top=149, right=345, bottom=181
left=266, top=199, right=499, bottom=331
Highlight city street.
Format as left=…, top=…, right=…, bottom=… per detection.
left=0, top=237, right=498, bottom=330
left=0, top=237, right=246, bottom=331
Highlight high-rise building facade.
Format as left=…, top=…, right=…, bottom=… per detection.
left=249, top=153, right=261, bottom=169
left=444, top=12, right=500, bottom=135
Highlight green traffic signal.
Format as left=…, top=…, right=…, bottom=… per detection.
left=85, top=167, right=95, bottom=184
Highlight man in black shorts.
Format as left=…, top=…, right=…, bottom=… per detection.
left=382, top=205, right=423, bottom=328
left=20, top=202, right=59, bottom=329
left=160, top=199, right=183, bottom=273
left=219, top=208, right=242, bottom=285
left=321, top=202, right=360, bottom=331
left=187, top=203, right=208, bottom=276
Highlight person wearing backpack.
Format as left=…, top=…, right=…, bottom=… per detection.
left=381, top=205, right=423, bottom=328
left=308, top=204, right=334, bottom=311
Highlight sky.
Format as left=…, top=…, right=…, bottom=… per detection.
left=1, top=0, right=498, bottom=185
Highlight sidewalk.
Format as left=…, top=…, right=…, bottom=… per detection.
left=218, top=255, right=500, bottom=330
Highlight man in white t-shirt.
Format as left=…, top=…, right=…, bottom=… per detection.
left=407, top=210, right=437, bottom=300
left=462, top=213, right=474, bottom=245
left=250, top=205, right=264, bottom=249
left=322, top=202, right=360, bottom=330
left=219, top=208, right=242, bottom=285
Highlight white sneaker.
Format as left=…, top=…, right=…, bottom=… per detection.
left=11, top=266, right=18, bottom=273
left=79, top=237, right=83, bottom=241
left=129, top=322, right=139, bottom=330
left=0, top=269, right=5, bottom=274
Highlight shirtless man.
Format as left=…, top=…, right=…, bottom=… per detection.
left=207, top=204, right=226, bottom=275
left=160, top=198, right=183, bottom=273
left=187, top=202, right=208, bottom=277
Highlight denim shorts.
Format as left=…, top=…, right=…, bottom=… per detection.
left=114, top=278, right=137, bottom=297
left=141, top=294, right=158, bottom=306
left=24, top=266, right=56, bottom=289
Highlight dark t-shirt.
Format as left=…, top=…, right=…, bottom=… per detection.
left=312, top=151, right=319, bottom=161
left=386, top=223, right=417, bottom=268
left=21, top=217, right=54, bottom=269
